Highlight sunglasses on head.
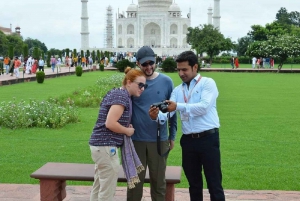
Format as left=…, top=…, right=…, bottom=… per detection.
left=133, top=81, right=148, bottom=89
left=141, top=61, right=155, bottom=67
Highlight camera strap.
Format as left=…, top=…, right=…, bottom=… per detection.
left=156, top=113, right=170, bottom=157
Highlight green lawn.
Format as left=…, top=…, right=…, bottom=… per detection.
left=0, top=71, right=299, bottom=190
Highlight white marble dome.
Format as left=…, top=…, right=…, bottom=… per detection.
left=138, top=0, right=172, bottom=8
left=168, top=3, right=181, bottom=12
left=127, top=3, right=138, bottom=12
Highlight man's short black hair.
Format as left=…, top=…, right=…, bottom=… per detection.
left=176, top=51, right=198, bottom=68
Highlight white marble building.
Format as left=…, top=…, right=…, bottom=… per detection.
left=114, top=0, right=191, bottom=56
left=83, top=0, right=221, bottom=56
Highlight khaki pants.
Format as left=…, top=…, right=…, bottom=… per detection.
left=89, top=145, right=119, bottom=201
left=127, top=140, right=169, bottom=201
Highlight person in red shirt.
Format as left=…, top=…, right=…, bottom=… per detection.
left=235, top=57, right=239, bottom=69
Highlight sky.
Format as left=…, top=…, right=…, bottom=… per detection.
left=1, top=0, right=299, bottom=51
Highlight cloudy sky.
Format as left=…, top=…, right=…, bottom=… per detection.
left=1, top=0, right=299, bottom=50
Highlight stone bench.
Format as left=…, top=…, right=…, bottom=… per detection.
left=30, top=162, right=182, bottom=201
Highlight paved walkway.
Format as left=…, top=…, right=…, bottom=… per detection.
left=0, top=65, right=117, bottom=83
left=1, top=184, right=300, bottom=201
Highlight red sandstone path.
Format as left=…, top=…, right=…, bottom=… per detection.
left=1, top=184, right=300, bottom=201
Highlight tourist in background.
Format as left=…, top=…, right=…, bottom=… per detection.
left=230, top=56, right=234, bottom=69
left=38, top=57, right=45, bottom=72
left=13, top=57, right=21, bottom=78
left=270, top=57, right=274, bottom=69
left=50, top=56, right=56, bottom=72
left=252, top=57, right=257, bottom=69
left=56, top=57, right=62, bottom=72
left=31, top=58, right=38, bottom=74
left=89, top=67, right=147, bottom=201
left=4, top=56, right=10, bottom=74
left=234, top=57, right=239, bottom=69
left=82, top=56, right=86, bottom=68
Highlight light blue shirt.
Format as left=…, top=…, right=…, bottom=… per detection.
left=38, top=59, right=44, bottom=66
left=170, top=74, right=220, bottom=134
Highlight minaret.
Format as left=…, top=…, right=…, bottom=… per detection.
left=212, top=0, right=221, bottom=30
left=105, top=5, right=114, bottom=48
left=207, top=6, right=213, bottom=25
left=81, top=0, right=89, bottom=51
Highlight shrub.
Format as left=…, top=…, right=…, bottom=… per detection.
left=161, top=57, right=176, bottom=72
left=36, top=71, right=45, bottom=83
left=0, top=99, right=79, bottom=129
left=75, top=66, right=83, bottom=76
left=52, top=74, right=123, bottom=108
left=100, top=64, right=104, bottom=71
left=115, top=59, right=134, bottom=72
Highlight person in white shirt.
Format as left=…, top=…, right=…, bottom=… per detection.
left=164, top=51, right=225, bottom=201
left=252, top=57, right=257, bottom=69
left=56, top=58, right=61, bottom=72
left=26, top=56, right=32, bottom=74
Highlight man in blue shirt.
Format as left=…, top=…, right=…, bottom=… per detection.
left=127, top=46, right=177, bottom=201
left=165, top=51, right=225, bottom=201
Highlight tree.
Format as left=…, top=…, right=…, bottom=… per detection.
left=47, top=51, right=51, bottom=67
left=289, top=11, right=300, bottom=27
left=24, top=38, right=47, bottom=53
left=6, top=34, right=23, bottom=56
left=247, top=25, right=268, bottom=41
left=23, top=44, right=29, bottom=58
left=0, top=31, right=9, bottom=56
left=236, top=36, right=253, bottom=56
left=73, top=49, right=77, bottom=57
left=187, top=24, right=234, bottom=63
left=276, top=7, right=291, bottom=25
left=8, top=45, right=14, bottom=59
left=86, top=50, right=90, bottom=57
left=33, top=47, right=39, bottom=59
left=24, top=38, right=48, bottom=52
left=97, top=50, right=100, bottom=61
left=246, top=35, right=300, bottom=72
left=275, top=7, right=300, bottom=27
left=66, top=48, right=70, bottom=57
left=92, top=50, right=96, bottom=63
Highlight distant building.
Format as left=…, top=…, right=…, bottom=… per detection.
left=0, top=24, right=21, bottom=36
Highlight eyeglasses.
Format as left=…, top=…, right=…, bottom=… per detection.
left=141, top=61, right=155, bottom=67
left=133, top=81, right=148, bottom=89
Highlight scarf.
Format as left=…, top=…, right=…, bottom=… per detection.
left=121, top=135, right=145, bottom=189
left=121, top=93, right=144, bottom=189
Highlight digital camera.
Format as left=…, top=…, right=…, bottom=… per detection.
left=152, top=101, right=169, bottom=113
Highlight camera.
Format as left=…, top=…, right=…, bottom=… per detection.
left=152, top=101, right=169, bottom=113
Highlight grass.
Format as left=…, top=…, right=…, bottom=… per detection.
left=0, top=71, right=300, bottom=190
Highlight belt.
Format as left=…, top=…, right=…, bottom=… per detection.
left=184, top=128, right=219, bottom=138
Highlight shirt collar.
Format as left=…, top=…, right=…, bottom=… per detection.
left=182, top=74, right=201, bottom=86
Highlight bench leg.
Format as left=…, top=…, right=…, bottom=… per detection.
left=40, top=179, right=66, bottom=201
left=165, top=183, right=175, bottom=201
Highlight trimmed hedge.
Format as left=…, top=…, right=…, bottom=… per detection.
left=116, top=59, right=134, bottom=72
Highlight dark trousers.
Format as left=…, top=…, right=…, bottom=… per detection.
left=39, top=66, right=44, bottom=72
left=180, top=131, right=225, bottom=201
left=127, top=140, right=169, bottom=201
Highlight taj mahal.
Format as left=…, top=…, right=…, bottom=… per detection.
left=81, top=0, right=221, bottom=56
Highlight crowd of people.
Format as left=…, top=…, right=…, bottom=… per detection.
left=252, top=57, right=274, bottom=69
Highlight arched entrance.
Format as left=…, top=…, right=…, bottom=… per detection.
left=144, top=22, right=161, bottom=48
